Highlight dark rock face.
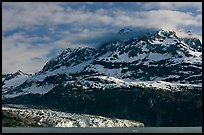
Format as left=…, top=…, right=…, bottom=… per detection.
left=40, top=48, right=97, bottom=73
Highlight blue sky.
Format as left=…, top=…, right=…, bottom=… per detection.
left=2, top=2, right=202, bottom=74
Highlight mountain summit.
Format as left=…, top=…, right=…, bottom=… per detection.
left=2, top=70, right=31, bottom=82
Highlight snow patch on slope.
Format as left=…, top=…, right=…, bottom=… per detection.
left=3, top=75, right=30, bottom=89
left=3, top=84, right=55, bottom=99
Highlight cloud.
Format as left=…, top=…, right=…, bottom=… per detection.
left=2, top=30, right=89, bottom=74
left=2, top=2, right=65, bottom=32
left=2, top=33, right=51, bottom=73
left=3, top=2, right=201, bottom=34
left=48, top=9, right=202, bottom=45
left=112, top=10, right=201, bottom=31
left=142, top=2, right=202, bottom=12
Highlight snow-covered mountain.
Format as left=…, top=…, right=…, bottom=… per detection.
left=2, top=28, right=202, bottom=127
left=2, top=70, right=31, bottom=82
left=2, top=29, right=202, bottom=98
left=2, top=70, right=32, bottom=98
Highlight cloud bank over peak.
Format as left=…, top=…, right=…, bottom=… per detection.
left=2, top=2, right=202, bottom=74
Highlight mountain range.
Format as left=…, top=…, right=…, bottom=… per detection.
left=2, top=28, right=202, bottom=126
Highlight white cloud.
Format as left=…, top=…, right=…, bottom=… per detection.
left=3, top=2, right=201, bottom=33
left=2, top=31, right=89, bottom=74
left=143, top=2, right=202, bottom=12
left=2, top=2, right=65, bottom=32
left=2, top=33, right=51, bottom=73
left=112, top=10, right=201, bottom=33
left=2, top=2, right=115, bottom=33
